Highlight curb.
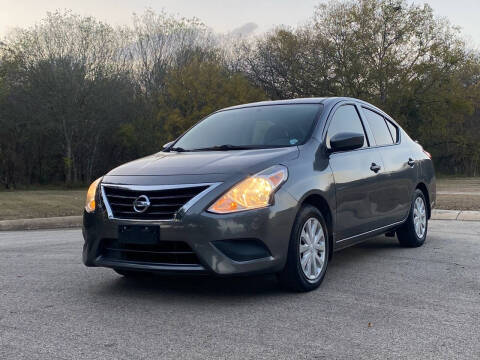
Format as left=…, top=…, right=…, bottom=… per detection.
left=431, top=209, right=480, bottom=221
left=0, top=210, right=479, bottom=231
left=0, top=216, right=82, bottom=231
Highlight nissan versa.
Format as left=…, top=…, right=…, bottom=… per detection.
left=82, top=97, right=436, bottom=291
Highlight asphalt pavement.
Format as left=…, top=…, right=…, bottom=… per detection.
left=1, top=220, right=479, bottom=359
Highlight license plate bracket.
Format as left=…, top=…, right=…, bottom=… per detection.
left=118, top=225, right=159, bottom=245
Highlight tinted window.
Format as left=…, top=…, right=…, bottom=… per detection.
left=363, top=108, right=393, bottom=145
left=173, top=104, right=322, bottom=151
left=326, top=105, right=367, bottom=148
left=386, top=119, right=398, bottom=143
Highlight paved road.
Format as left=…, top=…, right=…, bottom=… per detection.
left=1, top=220, right=479, bottom=359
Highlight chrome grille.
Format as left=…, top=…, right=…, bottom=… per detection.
left=102, top=184, right=212, bottom=221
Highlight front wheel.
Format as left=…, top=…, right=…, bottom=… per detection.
left=397, top=189, right=428, bottom=247
left=278, top=205, right=329, bottom=292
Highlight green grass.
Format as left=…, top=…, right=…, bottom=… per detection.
left=0, top=189, right=86, bottom=221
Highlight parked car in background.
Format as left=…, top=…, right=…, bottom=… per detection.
left=83, top=97, right=436, bottom=291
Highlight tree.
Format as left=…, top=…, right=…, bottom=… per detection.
left=0, top=11, right=138, bottom=185
left=0, top=4, right=478, bottom=186
left=238, top=0, right=480, bottom=175
left=159, top=55, right=267, bottom=141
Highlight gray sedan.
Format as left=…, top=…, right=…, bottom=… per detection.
left=82, top=97, right=436, bottom=291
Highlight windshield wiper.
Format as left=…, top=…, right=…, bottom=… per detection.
left=169, top=146, right=186, bottom=152
left=190, top=144, right=265, bottom=151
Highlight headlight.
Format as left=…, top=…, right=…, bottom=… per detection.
left=85, top=178, right=102, bottom=213
left=208, top=165, right=288, bottom=214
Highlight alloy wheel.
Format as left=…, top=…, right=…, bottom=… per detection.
left=299, top=217, right=326, bottom=282
left=413, top=196, right=427, bottom=238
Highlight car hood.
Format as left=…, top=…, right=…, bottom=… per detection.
left=105, top=147, right=299, bottom=181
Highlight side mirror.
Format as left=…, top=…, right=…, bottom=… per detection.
left=162, top=141, right=174, bottom=150
left=330, top=132, right=364, bottom=152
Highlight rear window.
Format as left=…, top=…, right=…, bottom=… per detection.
left=363, top=108, right=394, bottom=146
left=173, top=104, right=323, bottom=151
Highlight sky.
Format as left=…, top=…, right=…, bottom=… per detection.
left=1, top=0, right=479, bottom=47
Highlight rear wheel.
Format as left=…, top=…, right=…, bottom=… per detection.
left=397, top=189, right=428, bottom=247
left=278, top=205, right=329, bottom=292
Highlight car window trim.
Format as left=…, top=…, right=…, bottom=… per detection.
left=361, top=106, right=394, bottom=146
left=384, top=118, right=399, bottom=144
left=360, top=106, right=402, bottom=148
left=322, top=101, right=373, bottom=154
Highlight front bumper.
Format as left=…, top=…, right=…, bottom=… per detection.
left=82, top=188, right=298, bottom=276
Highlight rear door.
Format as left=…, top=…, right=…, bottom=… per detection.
left=326, top=102, right=385, bottom=241
left=360, top=106, right=416, bottom=225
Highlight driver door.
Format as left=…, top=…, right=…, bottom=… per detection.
left=326, top=103, right=385, bottom=242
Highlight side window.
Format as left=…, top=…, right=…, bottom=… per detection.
left=363, top=108, right=393, bottom=146
left=326, top=105, right=367, bottom=148
left=386, top=119, right=398, bottom=143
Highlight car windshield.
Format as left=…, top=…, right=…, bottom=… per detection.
left=170, top=104, right=323, bottom=151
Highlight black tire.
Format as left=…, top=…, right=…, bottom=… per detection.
left=278, top=205, right=329, bottom=292
left=397, top=189, right=428, bottom=247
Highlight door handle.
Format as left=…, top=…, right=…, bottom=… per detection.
left=370, top=163, right=381, bottom=173
left=408, top=158, right=415, bottom=167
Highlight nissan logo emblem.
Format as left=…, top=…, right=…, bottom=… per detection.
left=133, top=195, right=151, bottom=213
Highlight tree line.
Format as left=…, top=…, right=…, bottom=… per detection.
left=0, top=0, right=479, bottom=188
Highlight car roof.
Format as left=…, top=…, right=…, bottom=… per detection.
left=219, top=97, right=393, bottom=121
left=220, top=97, right=361, bottom=111
left=220, top=97, right=328, bottom=111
